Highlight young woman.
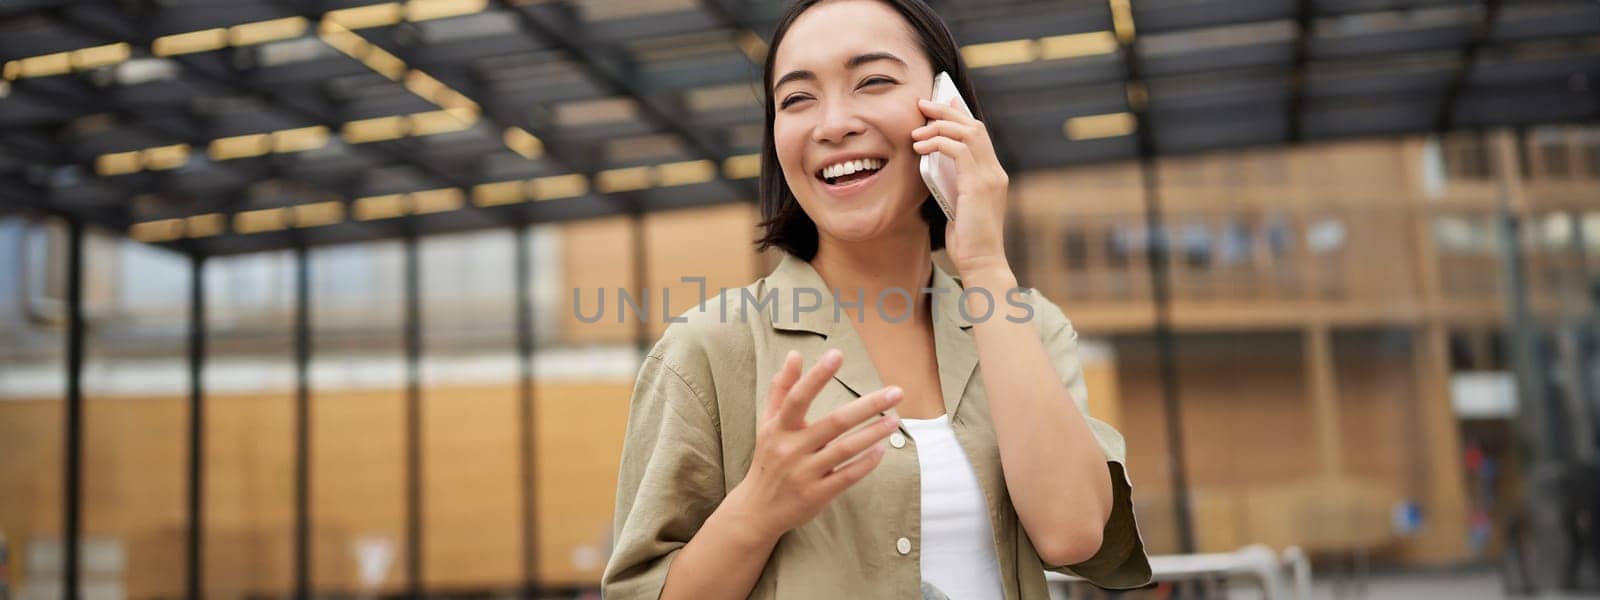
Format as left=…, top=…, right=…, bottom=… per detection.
left=603, top=1, right=1151, bottom=598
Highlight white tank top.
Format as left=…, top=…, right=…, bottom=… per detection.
left=901, top=414, right=1005, bottom=600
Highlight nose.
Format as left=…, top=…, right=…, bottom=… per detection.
left=810, top=96, right=865, bottom=145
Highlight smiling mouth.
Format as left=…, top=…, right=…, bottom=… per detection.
left=816, top=157, right=887, bottom=186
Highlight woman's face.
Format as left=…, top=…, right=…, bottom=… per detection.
left=770, top=0, right=935, bottom=246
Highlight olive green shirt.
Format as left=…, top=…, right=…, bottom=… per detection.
left=603, top=252, right=1152, bottom=599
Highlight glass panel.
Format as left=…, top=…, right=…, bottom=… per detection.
left=308, top=241, right=406, bottom=596
left=530, top=219, right=636, bottom=589
left=81, top=235, right=190, bottom=599
left=203, top=250, right=296, bottom=599
left=0, top=216, right=68, bottom=599
left=417, top=230, right=522, bottom=592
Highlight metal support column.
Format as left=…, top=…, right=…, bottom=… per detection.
left=63, top=218, right=85, bottom=600
left=185, top=253, right=207, bottom=600
left=1111, top=0, right=1196, bottom=552
left=631, top=210, right=651, bottom=354
left=403, top=235, right=425, bottom=599
left=515, top=224, right=540, bottom=598
left=293, top=246, right=312, bottom=600
left=1137, top=157, right=1196, bottom=554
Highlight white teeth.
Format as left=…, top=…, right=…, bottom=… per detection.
left=820, top=158, right=883, bottom=181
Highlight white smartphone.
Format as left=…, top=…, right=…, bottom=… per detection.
left=919, top=71, right=973, bottom=221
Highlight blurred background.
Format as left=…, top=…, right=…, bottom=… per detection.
left=1, top=0, right=1598, bottom=598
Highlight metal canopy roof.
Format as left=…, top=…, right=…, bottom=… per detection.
left=1, top=0, right=1597, bottom=256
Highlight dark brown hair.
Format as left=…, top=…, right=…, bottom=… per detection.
left=753, top=0, right=988, bottom=260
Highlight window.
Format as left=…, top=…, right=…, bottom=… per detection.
left=1063, top=230, right=1089, bottom=271
left=1104, top=231, right=1130, bottom=268
left=1180, top=224, right=1212, bottom=268
left=1540, top=142, right=1570, bottom=178
left=1218, top=219, right=1252, bottom=266
left=1264, top=214, right=1295, bottom=259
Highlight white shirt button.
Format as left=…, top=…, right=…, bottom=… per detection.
left=889, top=432, right=907, bottom=448
left=896, top=537, right=912, bottom=555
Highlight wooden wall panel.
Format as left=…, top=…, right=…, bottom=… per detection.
left=0, top=399, right=63, bottom=593
left=420, top=386, right=523, bottom=589
left=0, top=379, right=633, bottom=598
left=80, top=397, right=188, bottom=598
left=201, top=392, right=297, bottom=599
left=560, top=216, right=638, bottom=346
left=309, top=389, right=407, bottom=595
left=1110, top=331, right=1441, bottom=556
left=561, top=204, right=764, bottom=346
left=532, top=380, right=632, bottom=586
left=643, top=203, right=762, bottom=339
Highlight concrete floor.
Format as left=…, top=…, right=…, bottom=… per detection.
left=1311, top=569, right=1599, bottom=600
left=1051, top=567, right=1599, bottom=599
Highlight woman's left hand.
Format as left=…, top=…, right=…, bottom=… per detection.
left=912, top=97, right=1012, bottom=280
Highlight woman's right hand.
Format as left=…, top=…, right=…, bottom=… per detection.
left=729, top=348, right=904, bottom=542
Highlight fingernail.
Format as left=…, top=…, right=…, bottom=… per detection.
left=886, top=414, right=900, bottom=429
left=885, top=386, right=903, bottom=401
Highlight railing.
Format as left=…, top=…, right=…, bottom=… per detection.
left=1046, top=544, right=1313, bottom=600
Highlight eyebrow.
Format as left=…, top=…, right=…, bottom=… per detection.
left=772, top=51, right=910, bottom=93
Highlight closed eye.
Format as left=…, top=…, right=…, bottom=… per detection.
left=779, top=77, right=894, bottom=108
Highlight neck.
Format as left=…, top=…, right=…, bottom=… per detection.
left=810, top=227, right=933, bottom=326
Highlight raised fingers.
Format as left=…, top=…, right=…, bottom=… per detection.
left=917, top=97, right=977, bottom=125
left=764, top=350, right=802, bottom=422
left=777, top=349, right=843, bottom=429
left=803, top=385, right=903, bottom=448
left=818, top=441, right=888, bottom=497
left=913, top=135, right=973, bottom=163
left=807, top=410, right=900, bottom=476
left=912, top=119, right=976, bottom=143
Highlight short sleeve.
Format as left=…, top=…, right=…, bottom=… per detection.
left=1035, top=296, right=1153, bottom=590
left=601, top=351, right=726, bottom=598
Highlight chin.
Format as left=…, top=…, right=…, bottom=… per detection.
left=816, top=203, right=926, bottom=245
left=815, top=212, right=895, bottom=243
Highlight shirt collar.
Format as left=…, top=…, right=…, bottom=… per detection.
left=762, top=251, right=979, bottom=416
left=764, top=251, right=974, bottom=334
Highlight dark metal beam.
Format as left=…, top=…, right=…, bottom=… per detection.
left=63, top=216, right=85, bottom=600
left=514, top=223, right=539, bottom=596
left=700, top=0, right=757, bottom=35
left=699, top=0, right=777, bottom=47
left=39, top=7, right=461, bottom=231
left=292, top=245, right=312, bottom=600
left=496, top=0, right=757, bottom=198
left=184, top=251, right=206, bottom=600
left=49, top=5, right=491, bottom=198
left=0, top=174, right=129, bottom=233
left=1436, top=0, right=1503, bottom=132
left=402, top=233, right=424, bottom=600
left=1113, top=1, right=1198, bottom=556
left=631, top=207, right=650, bottom=353
left=2, top=76, right=357, bottom=222
left=1287, top=0, right=1313, bottom=142
left=348, top=29, right=602, bottom=177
